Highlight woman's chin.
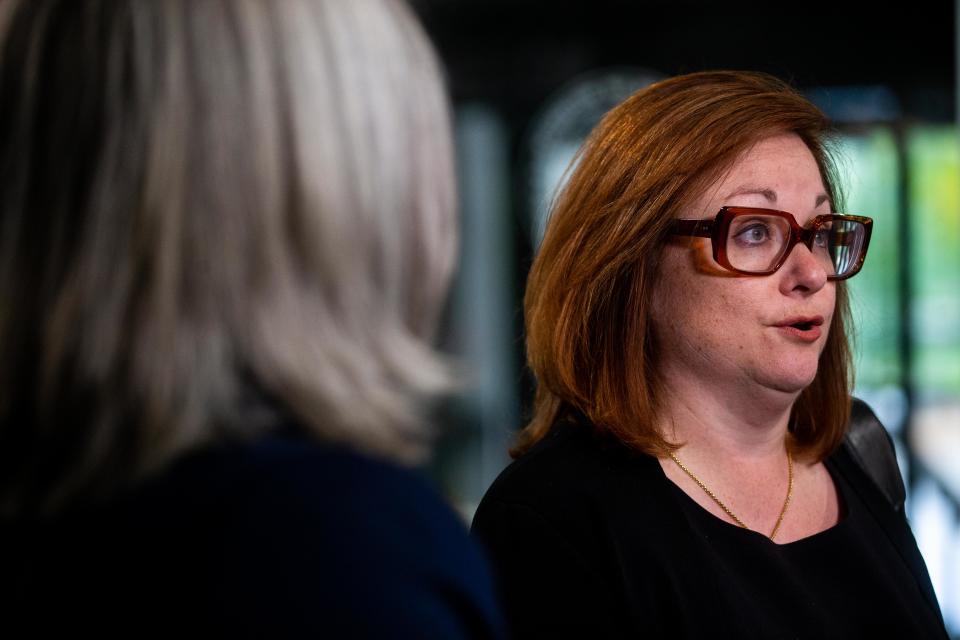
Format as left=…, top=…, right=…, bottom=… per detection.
left=767, top=373, right=819, bottom=395
left=752, top=361, right=820, bottom=395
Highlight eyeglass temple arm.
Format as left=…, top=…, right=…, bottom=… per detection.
left=671, top=219, right=714, bottom=238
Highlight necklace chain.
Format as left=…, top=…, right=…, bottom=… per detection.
left=668, top=448, right=794, bottom=541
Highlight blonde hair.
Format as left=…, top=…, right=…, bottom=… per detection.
left=517, top=71, right=852, bottom=461
left=0, top=0, right=456, bottom=515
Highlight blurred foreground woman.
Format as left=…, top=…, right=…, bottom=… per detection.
left=0, top=1, right=502, bottom=637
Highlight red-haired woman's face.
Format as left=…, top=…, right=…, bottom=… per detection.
left=652, top=133, right=836, bottom=403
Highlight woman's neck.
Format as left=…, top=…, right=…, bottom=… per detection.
left=657, top=371, right=798, bottom=463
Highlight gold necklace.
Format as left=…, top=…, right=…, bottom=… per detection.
left=668, top=448, right=793, bottom=541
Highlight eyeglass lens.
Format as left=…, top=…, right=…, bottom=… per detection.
left=725, top=215, right=867, bottom=277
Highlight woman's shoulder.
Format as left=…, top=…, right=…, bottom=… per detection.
left=471, top=421, right=670, bottom=638
left=489, top=420, right=653, bottom=490
left=120, top=431, right=458, bottom=534
left=173, top=431, right=453, bottom=520
left=474, top=420, right=662, bottom=534
left=185, top=435, right=504, bottom=635
left=11, top=431, right=505, bottom=638
left=147, top=431, right=490, bottom=580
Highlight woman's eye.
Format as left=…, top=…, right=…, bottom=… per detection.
left=735, top=223, right=770, bottom=245
left=814, top=229, right=829, bottom=248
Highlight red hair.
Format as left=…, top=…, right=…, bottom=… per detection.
left=516, top=70, right=852, bottom=461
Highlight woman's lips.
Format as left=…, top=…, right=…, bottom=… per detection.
left=777, top=324, right=822, bottom=342
left=774, top=316, right=824, bottom=343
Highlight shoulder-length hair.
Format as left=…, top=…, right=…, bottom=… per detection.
left=0, top=0, right=455, bottom=516
left=517, top=70, right=852, bottom=461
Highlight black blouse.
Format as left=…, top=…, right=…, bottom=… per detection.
left=472, top=420, right=948, bottom=639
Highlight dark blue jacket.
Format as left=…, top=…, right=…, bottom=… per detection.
left=3, top=432, right=504, bottom=639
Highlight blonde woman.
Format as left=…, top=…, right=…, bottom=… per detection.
left=0, top=0, right=502, bottom=636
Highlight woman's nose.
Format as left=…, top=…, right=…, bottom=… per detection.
left=778, top=242, right=829, bottom=294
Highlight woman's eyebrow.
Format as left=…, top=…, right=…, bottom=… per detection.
left=724, top=185, right=831, bottom=208
left=724, top=185, right=778, bottom=202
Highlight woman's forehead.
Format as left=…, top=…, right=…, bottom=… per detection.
left=687, top=136, right=829, bottom=216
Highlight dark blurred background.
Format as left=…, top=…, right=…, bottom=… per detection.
left=420, top=0, right=953, bottom=118
left=412, top=1, right=960, bottom=635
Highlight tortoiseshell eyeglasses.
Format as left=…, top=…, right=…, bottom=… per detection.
left=670, top=206, right=874, bottom=280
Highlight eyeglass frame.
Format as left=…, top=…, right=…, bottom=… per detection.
left=670, top=206, right=874, bottom=281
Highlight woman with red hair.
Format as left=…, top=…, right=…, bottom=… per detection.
left=473, top=71, right=947, bottom=638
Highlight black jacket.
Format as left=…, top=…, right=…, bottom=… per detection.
left=3, top=433, right=505, bottom=639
